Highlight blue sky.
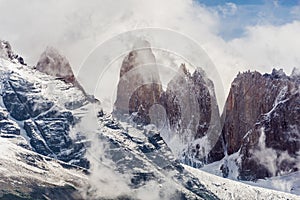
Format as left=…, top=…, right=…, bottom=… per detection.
left=197, top=0, right=300, bottom=39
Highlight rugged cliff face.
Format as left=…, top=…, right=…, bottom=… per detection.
left=0, top=40, right=26, bottom=65
left=160, top=64, right=222, bottom=166
left=36, top=47, right=98, bottom=103
left=114, top=40, right=162, bottom=124
left=107, top=39, right=300, bottom=181
left=36, top=47, right=75, bottom=84
left=113, top=41, right=222, bottom=166
left=220, top=69, right=299, bottom=180
left=0, top=41, right=90, bottom=168
left=0, top=41, right=223, bottom=200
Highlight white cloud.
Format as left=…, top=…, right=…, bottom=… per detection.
left=0, top=0, right=300, bottom=111
left=228, top=21, right=300, bottom=75
left=218, top=2, right=238, bottom=17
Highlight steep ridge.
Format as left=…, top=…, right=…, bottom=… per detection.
left=0, top=41, right=91, bottom=168
left=0, top=40, right=26, bottom=65
left=112, top=40, right=299, bottom=189
left=113, top=41, right=222, bottom=168
left=0, top=40, right=221, bottom=199
left=36, top=47, right=75, bottom=84
left=0, top=136, right=87, bottom=199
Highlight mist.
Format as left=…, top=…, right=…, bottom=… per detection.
left=0, top=0, right=300, bottom=111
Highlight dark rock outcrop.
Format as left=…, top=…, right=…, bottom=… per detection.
left=218, top=69, right=299, bottom=180
left=35, top=47, right=98, bottom=103
left=0, top=40, right=26, bottom=65
left=1, top=70, right=89, bottom=168
left=113, top=41, right=222, bottom=166
left=0, top=108, right=21, bottom=135
left=114, top=40, right=162, bottom=124
left=161, top=64, right=222, bottom=166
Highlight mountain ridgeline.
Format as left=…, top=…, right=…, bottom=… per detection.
left=0, top=39, right=299, bottom=199
left=113, top=41, right=300, bottom=181
left=0, top=40, right=221, bottom=199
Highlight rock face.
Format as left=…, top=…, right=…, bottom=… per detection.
left=160, top=64, right=222, bottom=166
left=36, top=47, right=98, bottom=103
left=0, top=42, right=90, bottom=168
left=0, top=40, right=26, bottom=65
left=0, top=71, right=89, bottom=168
left=36, top=47, right=75, bottom=84
left=220, top=69, right=300, bottom=180
left=114, top=40, right=162, bottom=124
left=113, top=41, right=222, bottom=166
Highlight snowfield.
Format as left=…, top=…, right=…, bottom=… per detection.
left=185, top=165, right=300, bottom=200
left=0, top=136, right=87, bottom=186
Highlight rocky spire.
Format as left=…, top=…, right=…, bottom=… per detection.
left=36, top=47, right=75, bottom=84
left=114, top=40, right=162, bottom=124
left=160, top=65, right=221, bottom=165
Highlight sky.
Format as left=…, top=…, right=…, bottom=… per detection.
left=0, top=0, right=300, bottom=110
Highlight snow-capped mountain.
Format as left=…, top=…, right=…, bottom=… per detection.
left=112, top=41, right=300, bottom=197
left=0, top=40, right=218, bottom=199
left=0, top=40, right=299, bottom=199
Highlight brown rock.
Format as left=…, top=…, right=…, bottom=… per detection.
left=36, top=47, right=75, bottom=84
left=114, top=40, right=162, bottom=124
left=219, top=69, right=299, bottom=180
left=36, top=47, right=98, bottom=103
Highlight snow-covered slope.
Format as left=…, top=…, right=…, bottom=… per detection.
left=0, top=43, right=220, bottom=199
left=0, top=57, right=93, bottom=168
left=0, top=136, right=87, bottom=199
left=0, top=41, right=298, bottom=199
left=185, top=165, right=300, bottom=200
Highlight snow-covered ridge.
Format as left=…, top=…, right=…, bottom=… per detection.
left=0, top=136, right=87, bottom=198
left=185, top=165, right=300, bottom=200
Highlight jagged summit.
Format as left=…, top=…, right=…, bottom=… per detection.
left=161, top=64, right=221, bottom=166
left=211, top=68, right=300, bottom=181
left=36, top=47, right=75, bottom=84
left=36, top=47, right=98, bottom=103
left=291, top=67, right=300, bottom=80
left=271, top=68, right=286, bottom=78
left=0, top=40, right=26, bottom=65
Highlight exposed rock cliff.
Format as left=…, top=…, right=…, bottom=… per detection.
left=36, top=47, right=98, bottom=103
left=0, top=40, right=26, bottom=65
left=161, top=64, right=222, bottom=166
left=114, top=40, right=162, bottom=124
left=219, top=69, right=299, bottom=180
left=36, top=47, right=75, bottom=84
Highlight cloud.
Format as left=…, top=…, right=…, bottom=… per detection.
left=217, top=2, right=238, bottom=17
left=228, top=21, right=300, bottom=75
left=0, top=0, right=300, bottom=111
left=251, top=128, right=299, bottom=177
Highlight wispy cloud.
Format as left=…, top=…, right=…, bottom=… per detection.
left=0, top=0, right=299, bottom=110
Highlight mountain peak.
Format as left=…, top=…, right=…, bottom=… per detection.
left=114, top=41, right=162, bottom=124
left=36, top=47, right=75, bottom=84
left=0, top=40, right=26, bottom=65
left=270, top=68, right=287, bottom=79
left=291, top=67, right=300, bottom=79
